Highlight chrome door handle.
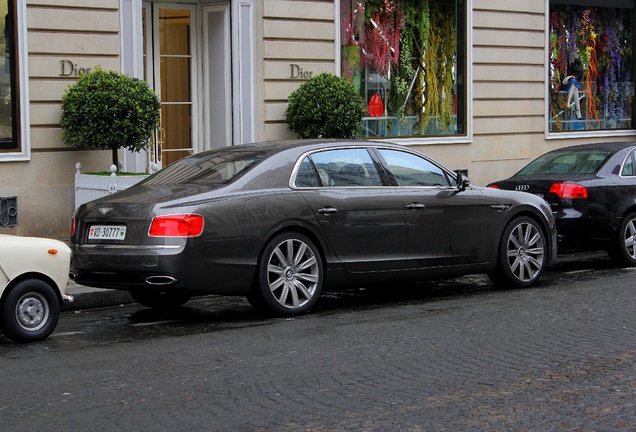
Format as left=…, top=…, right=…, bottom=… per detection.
left=406, top=203, right=425, bottom=210
left=490, top=204, right=512, bottom=211
left=318, top=207, right=338, bottom=214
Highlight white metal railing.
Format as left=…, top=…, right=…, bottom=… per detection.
left=74, top=163, right=155, bottom=209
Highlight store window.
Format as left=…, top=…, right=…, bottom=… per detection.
left=549, top=1, right=635, bottom=132
left=340, top=0, right=466, bottom=138
left=0, top=0, right=18, bottom=152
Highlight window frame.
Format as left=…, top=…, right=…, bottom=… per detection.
left=335, top=0, right=473, bottom=146
left=292, top=147, right=387, bottom=188
left=376, top=148, right=455, bottom=188
left=620, top=149, right=636, bottom=178
left=545, top=0, right=636, bottom=140
left=0, top=0, right=28, bottom=161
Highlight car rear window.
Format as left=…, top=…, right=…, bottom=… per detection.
left=142, top=150, right=266, bottom=185
left=517, top=150, right=612, bottom=175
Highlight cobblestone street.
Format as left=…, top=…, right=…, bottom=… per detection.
left=2, top=254, right=635, bottom=431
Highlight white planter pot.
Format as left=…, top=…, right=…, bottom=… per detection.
left=74, top=163, right=150, bottom=209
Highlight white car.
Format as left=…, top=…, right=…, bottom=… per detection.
left=0, top=235, right=74, bottom=342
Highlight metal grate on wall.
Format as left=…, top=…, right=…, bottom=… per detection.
left=0, top=196, right=17, bottom=226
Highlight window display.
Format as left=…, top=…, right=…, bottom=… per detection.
left=549, top=1, right=634, bottom=132
left=340, top=0, right=466, bottom=138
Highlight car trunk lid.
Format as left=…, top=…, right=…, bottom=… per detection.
left=490, top=174, right=595, bottom=213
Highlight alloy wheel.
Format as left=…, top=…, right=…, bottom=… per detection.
left=505, top=221, right=545, bottom=283
left=622, top=218, right=636, bottom=260
left=266, top=238, right=320, bottom=310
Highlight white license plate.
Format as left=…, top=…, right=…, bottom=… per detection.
left=88, top=225, right=127, bottom=240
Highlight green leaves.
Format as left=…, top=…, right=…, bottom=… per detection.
left=284, top=73, right=365, bottom=139
left=60, top=67, right=161, bottom=164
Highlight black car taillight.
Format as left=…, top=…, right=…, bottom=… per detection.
left=549, top=182, right=588, bottom=199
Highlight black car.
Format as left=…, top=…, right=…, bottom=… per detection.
left=488, top=141, right=636, bottom=265
left=70, top=140, right=557, bottom=315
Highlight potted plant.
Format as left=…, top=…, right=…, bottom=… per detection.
left=284, top=72, right=365, bottom=139
left=60, top=66, right=161, bottom=169
left=60, top=67, right=161, bottom=207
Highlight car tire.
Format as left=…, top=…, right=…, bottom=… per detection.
left=0, top=279, right=60, bottom=343
left=128, top=290, right=191, bottom=309
left=609, top=212, right=636, bottom=267
left=248, top=232, right=323, bottom=316
left=488, top=216, right=547, bottom=289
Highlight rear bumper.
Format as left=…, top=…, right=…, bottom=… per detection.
left=70, top=244, right=255, bottom=296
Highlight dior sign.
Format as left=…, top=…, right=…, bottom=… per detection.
left=59, top=60, right=92, bottom=77
left=290, top=64, right=314, bottom=79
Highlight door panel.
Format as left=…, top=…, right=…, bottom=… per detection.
left=377, top=148, right=490, bottom=268
left=301, top=189, right=406, bottom=272
left=399, top=189, right=490, bottom=267
left=296, top=148, right=406, bottom=272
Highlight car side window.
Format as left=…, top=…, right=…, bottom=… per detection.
left=378, top=149, right=452, bottom=187
left=294, top=157, right=321, bottom=187
left=621, top=150, right=636, bottom=177
left=307, top=149, right=384, bottom=187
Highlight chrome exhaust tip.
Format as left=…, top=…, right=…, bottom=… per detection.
left=145, top=275, right=179, bottom=286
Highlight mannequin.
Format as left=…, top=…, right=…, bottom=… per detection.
left=562, top=75, right=582, bottom=119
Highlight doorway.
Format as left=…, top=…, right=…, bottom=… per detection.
left=143, top=3, right=198, bottom=169
left=138, top=1, right=254, bottom=170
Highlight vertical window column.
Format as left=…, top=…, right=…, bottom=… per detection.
left=0, top=0, right=18, bottom=152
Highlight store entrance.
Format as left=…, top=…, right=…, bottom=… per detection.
left=139, top=1, right=246, bottom=170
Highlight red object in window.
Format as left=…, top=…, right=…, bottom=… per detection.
left=149, top=214, right=205, bottom=237
left=549, top=182, right=588, bottom=199
left=368, top=93, right=384, bottom=117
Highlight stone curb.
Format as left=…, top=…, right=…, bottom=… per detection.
left=61, top=283, right=135, bottom=312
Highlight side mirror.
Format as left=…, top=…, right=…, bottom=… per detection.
left=456, top=171, right=470, bottom=192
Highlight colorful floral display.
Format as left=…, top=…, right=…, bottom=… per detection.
left=549, top=4, right=634, bottom=131
left=341, top=0, right=463, bottom=138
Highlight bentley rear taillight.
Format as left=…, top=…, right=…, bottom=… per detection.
left=149, top=214, right=204, bottom=237
left=549, top=182, right=588, bottom=199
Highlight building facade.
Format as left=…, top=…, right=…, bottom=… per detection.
left=0, top=0, right=634, bottom=239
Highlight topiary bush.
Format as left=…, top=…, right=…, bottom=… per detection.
left=60, top=67, right=161, bottom=169
left=284, top=72, right=365, bottom=139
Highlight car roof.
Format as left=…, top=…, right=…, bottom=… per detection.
left=196, top=139, right=403, bottom=159
left=548, top=141, right=636, bottom=154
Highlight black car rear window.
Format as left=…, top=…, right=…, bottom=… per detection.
left=517, top=150, right=612, bottom=175
left=142, top=150, right=266, bottom=185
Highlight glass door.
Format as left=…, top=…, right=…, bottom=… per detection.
left=143, top=3, right=198, bottom=169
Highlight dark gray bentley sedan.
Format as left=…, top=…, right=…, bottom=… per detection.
left=70, top=140, right=557, bottom=315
